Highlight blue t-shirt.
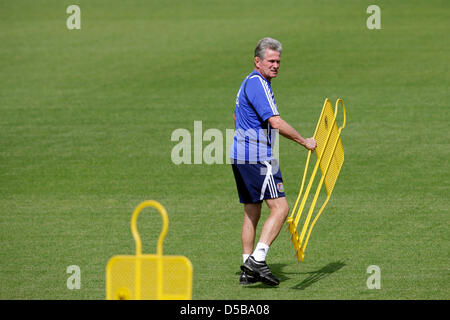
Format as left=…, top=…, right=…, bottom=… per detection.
left=230, top=70, right=279, bottom=162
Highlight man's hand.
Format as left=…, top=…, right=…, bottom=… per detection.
left=303, top=137, right=317, bottom=151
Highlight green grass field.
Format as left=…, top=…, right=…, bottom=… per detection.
left=1, top=0, right=448, bottom=300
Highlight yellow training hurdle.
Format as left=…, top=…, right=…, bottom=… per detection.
left=106, top=200, right=193, bottom=300
left=286, top=98, right=346, bottom=262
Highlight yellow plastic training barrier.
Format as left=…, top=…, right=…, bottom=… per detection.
left=106, top=200, right=193, bottom=300
left=286, top=98, right=346, bottom=262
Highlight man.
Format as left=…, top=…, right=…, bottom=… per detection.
left=230, top=37, right=317, bottom=286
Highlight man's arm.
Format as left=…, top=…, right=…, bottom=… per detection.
left=233, top=113, right=236, bottom=128
left=268, top=115, right=316, bottom=151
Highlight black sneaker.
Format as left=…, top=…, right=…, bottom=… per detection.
left=240, top=256, right=280, bottom=286
left=239, top=270, right=259, bottom=285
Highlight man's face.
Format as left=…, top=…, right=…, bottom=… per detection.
left=255, top=49, right=281, bottom=81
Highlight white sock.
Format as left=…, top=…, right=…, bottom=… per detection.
left=251, top=242, right=270, bottom=262
left=243, top=254, right=250, bottom=263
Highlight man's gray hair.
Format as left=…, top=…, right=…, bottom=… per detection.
left=254, top=37, right=282, bottom=60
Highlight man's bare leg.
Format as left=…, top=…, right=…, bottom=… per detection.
left=241, top=203, right=262, bottom=258
left=241, top=197, right=289, bottom=286
left=259, top=197, right=289, bottom=247
left=240, top=203, right=262, bottom=285
left=249, top=197, right=289, bottom=262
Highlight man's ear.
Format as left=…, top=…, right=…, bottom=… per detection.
left=254, top=56, right=260, bottom=67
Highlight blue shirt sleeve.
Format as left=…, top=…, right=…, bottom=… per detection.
left=245, top=76, right=279, bottom=121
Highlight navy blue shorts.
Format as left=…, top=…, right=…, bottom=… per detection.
left=231, top=159, right=285, bottom=204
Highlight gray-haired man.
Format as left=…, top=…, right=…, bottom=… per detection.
left=231, top=38, right=316, bottom=286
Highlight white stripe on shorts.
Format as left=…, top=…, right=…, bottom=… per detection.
left=260, top=161, right=278, bottom=200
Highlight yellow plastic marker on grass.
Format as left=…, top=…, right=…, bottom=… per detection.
left=106, top=200, right=193, bottom=299
left=286, top=98, right=346, bottom=262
